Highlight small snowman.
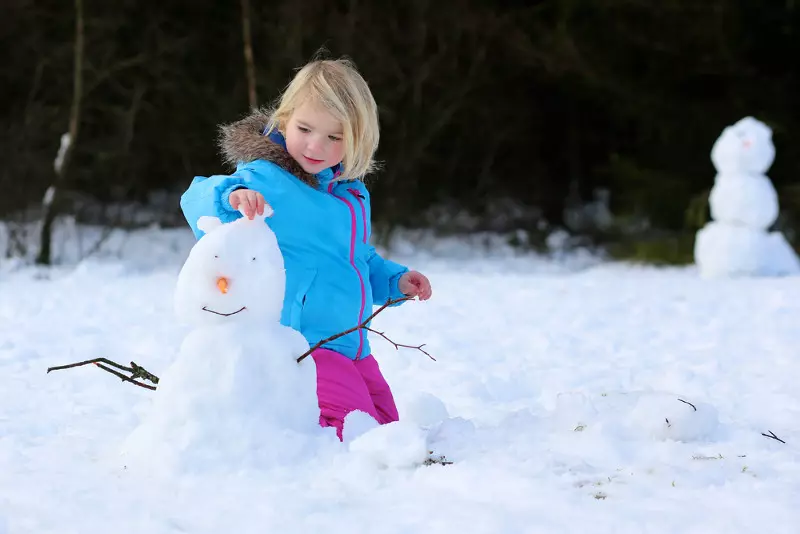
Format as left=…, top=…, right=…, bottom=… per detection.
left=121, top=210, right=336, bottom=474
left=694, top=116, right=800, bottom=277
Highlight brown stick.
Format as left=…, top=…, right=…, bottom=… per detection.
left=364, top=327, right=435, bottom=361
left=296, top=296, right=418, bottom=363
left=47, top=357, right=159, bottom=389
left=95, top=363, right=157, bottom=391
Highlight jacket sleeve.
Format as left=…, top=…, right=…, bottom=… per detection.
left=367, top=245, right=409, bottom=306
left=179, top=166, right=265, bottom=239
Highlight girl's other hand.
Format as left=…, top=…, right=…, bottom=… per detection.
left=230, top=189, right=271, bottom=219
left=399, top=271, right=432, bottom=301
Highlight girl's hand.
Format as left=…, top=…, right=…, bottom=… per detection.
left=399, top=271, right=432, bottom=301
left=229, top=189, right=271, bottom=220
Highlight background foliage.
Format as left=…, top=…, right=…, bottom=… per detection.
left=2, top=0, right=798, bottom=261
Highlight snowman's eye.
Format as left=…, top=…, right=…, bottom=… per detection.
left=214, top=255, right=219, bottom=259
left=252, top=257, right=257, bottom=261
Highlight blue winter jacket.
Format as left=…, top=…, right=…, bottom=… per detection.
left=179, top=110, right=409, bottom=360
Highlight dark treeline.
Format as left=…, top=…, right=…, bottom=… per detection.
left=2, top=0, right=799, bottom=259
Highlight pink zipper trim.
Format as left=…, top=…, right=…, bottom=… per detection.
left=349, top=188, right=368, bottom=243
left=329, top=183, right=367, bottom=359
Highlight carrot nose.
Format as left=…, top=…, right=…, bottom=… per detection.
left=743, top=139, right=752, bottom=149
left=216, top=277, right=229, bottom=294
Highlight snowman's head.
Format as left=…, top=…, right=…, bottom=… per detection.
left=710, top=116, right=775, bottom=174
left=175, top=212, right=285, bottom=326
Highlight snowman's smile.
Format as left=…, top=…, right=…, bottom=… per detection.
left=202, top=306, right=246, bottom=317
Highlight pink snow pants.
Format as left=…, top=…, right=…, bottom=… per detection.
left=312, top=348, right=399, bottom=440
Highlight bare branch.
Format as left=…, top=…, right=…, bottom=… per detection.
left=364, top=327, right=435, bottom=361
left=47, top=357, right=159, bottom=390
left=761, top=430, right=786, bottom=444
left=296, top=296, right=419, bottom=363
left=95, top=363, right=157, bottom=391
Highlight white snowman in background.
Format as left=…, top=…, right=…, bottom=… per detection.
left=694, top=116, right=800, bottom=277
left=121, top=208, right=337, bottom=474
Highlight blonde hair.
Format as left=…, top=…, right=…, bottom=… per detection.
left=266, top=57, right=380, bottom=180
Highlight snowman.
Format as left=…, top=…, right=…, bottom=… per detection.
left=120, top=209, right=337, bottom=474
left=694, top=116, right=800, bottom=277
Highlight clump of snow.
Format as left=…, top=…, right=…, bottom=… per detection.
left=554, top=391, right=720, bottom=443
left=347, top=420, right=430, bottom=469
left=629, top=393, right=719, bottom=442
left=341, top=410, right=380, bottom=444
left=400, top=391, right=450, bottom=428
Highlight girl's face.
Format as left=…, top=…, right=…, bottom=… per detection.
left=284, top=100, right=346, bottom=175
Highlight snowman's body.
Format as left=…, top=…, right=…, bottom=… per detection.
left=121, top=212, right=334, bottom=474
left=708, top=172, right=778, bottom=230
left=695, top=117, right=799, bottom=277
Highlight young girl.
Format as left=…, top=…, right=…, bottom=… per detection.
left=179, top=58, right=432, bottom=440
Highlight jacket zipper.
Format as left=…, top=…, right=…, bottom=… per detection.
left=348, top=188, right=368, bottom=244
left=329, top=183, right=367, bottom=359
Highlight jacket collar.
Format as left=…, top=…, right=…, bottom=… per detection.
left=217, top=107, right=343, bottom=189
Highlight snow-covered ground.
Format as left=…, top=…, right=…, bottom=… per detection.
left=0, top=226, right=798, bottom=533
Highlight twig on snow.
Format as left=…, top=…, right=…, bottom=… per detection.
left=761, top=430, right=786, bottom=444
left=47, top=357, right=159, bottom=390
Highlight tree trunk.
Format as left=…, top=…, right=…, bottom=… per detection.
left=36, top=0, right=83, bottom=265
left=241, top=0, right=257, bottom=109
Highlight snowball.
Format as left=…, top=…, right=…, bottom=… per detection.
left=695, top=222, right=799, bottom=277
left=174, top=213, right=286, bottom=326
left=628, top=393, right=719, bottom=443
left=426, top=416, right=476, bottom=461
left=400, top=392, right=450, bottom=428
left=342, top=410, right=380, bottom=444
left=708, top=172, right=778, bottom=230
left=348, top=420, right=429, bottom=469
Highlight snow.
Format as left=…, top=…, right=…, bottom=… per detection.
left=1, top=226, right=799, bottom=533
left=42, top=186, right=56, bottom=208
left=696, top=116, right=800, bottom=277
left=53, top=133, right=71, bottom=175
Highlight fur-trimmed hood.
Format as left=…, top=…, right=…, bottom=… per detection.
left=217, top=108, right=320, bottom=187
